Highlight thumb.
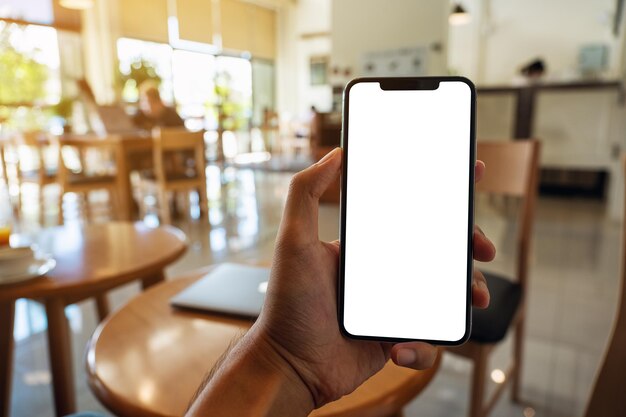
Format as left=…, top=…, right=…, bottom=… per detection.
left=279, top=148, right=342, bottom=245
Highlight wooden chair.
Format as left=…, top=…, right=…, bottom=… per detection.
left=142, top=128, right=208, bottom=224
left=57, top=137, right=121, bottom=224
left=448, top=140, right=540, bottom=417
left=0, top=141, right=8, bottom=187
left=310, top=111, right=341, bottom=155
left=14, top=131, right=59, bottom=225
left=582, top=156, right=626, bottom=417
left=261, top=108, right=280, bottom=153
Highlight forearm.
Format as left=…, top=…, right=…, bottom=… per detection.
left=186, top=325, right=315, bottom=417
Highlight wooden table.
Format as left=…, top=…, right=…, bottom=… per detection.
left=0, top=222, right=187, bottom=417
left=86, top=266, right=441, bottom=417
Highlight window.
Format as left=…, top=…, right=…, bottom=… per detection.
left=0, top=0, right=54, bottom=25
left=172, top=50, right=216, bottom=126
left=117, top=37, right=253, bottom=132
left=117, top=37, right=174, bottom=104
left=0, top=21, right=61, bottom=131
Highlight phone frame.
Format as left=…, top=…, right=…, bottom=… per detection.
left=337, top=76, right=476, bottom=345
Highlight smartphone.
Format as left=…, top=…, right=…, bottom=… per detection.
left=338, top=77, right=475, bottom=345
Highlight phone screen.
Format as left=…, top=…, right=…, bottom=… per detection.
left=340, top=78, right=475, bottom=343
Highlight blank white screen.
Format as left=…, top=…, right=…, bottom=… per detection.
left=343, top=80, right=472, bottom=342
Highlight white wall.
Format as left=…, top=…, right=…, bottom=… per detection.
left=449, top=0, right=622, bottom=84
left=275, top=0, right=332, bottom=119
left=276, top=0, right=450, bottom=118
left=331, top=0, right=448, bottom=80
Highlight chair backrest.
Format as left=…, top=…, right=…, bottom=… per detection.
left=310, top=112, right=341, bottom=149
left=57, top=136, right=118, bottom=184
left=476, top=140, right=540, bottom=290
left=583, top=156, right=626, bottom=417
left=151, top=128, right=206, bottom=185
left=15, top=131, right=55, bottom=174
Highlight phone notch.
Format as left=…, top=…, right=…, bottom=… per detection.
left=379, top=79, right=440, bottom=91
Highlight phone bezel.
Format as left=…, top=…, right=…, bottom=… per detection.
left=337, top=76, right=476, bottom=345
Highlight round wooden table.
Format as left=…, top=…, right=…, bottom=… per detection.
left=86, top=266, right=441, bottom=417
left=0, top=222, right=187, bottom=417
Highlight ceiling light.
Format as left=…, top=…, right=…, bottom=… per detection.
left=59, top=0, right=94, bottom=10
left=449, top=3, right=471, bottom=25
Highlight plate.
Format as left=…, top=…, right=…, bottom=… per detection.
left=0, top=257, right=56, bottom=286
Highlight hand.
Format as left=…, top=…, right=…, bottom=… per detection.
left=254, top=148, right=496, bottom=408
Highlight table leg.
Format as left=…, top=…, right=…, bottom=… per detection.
left=141, top=270, right=165, bottom=290
left=45, top=298, right=76, bottom=417
left=95, top=295, right=110, bottom=322
left=0, top=301, right=15, bottom=417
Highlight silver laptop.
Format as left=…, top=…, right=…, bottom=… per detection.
left=96, top=105, right=142, bottom=135
left=170, top=263, right=269, bottom=317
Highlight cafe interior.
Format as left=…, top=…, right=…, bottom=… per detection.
left=1, top=0, right=625, bottom=416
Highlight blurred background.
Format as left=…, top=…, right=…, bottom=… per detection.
left=0, top=1, right=625, bottom=417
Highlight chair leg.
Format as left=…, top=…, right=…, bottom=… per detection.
left=58, top=190, right=64, bottom=225
left=82, top=192, right=91, bottom=222
left=159, top=188, right=171, bottom=224
left=38, top=184, right=45, bottom=226
left=180, top=191, right=190, bottom=221
left=199, top=185, right=209, bottom=222
left=469, top=346, right=488, bottom=417
left=18, top=184, right=24, bottom=219
left=108, top=189, right=119, bottom=221
left=512, top=319, right=525, bottom=403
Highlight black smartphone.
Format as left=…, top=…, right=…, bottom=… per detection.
left=338, top=77, right=476, bottom=345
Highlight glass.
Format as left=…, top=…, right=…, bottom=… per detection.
left=0, top=224, right=10, bottom=246
left=0, top=188, right=12, bottom=247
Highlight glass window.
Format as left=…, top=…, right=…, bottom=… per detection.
left=117, top=37, right=254, bottom=133
left=0, top=0, right=54, bottom=25
left=171, top=49, right=216, bottom=127
left=0, top=21, right=61, bottom=132
left=215, top=55, right=252, bottom=131
left=117, top=37, right=174, bottom=104
left=251, top=59, right=275, bottom=127
left=0, top=21, right=60, bottom=105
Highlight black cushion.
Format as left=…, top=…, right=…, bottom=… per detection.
left=470, top=271, right=522, bottom=344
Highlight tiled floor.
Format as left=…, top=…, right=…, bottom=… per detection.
left=5, top=165, right=621, bottom=417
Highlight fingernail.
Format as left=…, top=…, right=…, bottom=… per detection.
left=396, top=349, right=417, bottom=366
left=316, top=147, right=340, bottom=165
left=475, top=225, right=486, bottom=236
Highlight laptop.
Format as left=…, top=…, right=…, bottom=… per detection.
left=170, top=263, right=270, bottom=317
left=95, top=105, right=142, bottom=135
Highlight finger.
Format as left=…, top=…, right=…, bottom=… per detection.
left=473, top=225, right=496, bottom=262
left=390, top=342, right=438, bottom=370
left=472, top=268, right=490, bottom=309
left=323, top=239, right=341, bottom=255
left=475, top=160, right=485, bottom=183
left=279, top=148, right=342, bottom=244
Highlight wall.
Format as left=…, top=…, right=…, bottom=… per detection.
left=331, top=0, right=448, bottom=79
left=449, top=0, right=622, bottom=84
left=275, top=0, right=332, bottom=119
left=450, top=0, right=626, bottom=220
left=275, top=0, right=450, bottom=118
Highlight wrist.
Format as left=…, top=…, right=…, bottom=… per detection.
left=245, top=324, right=316, bottom=415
